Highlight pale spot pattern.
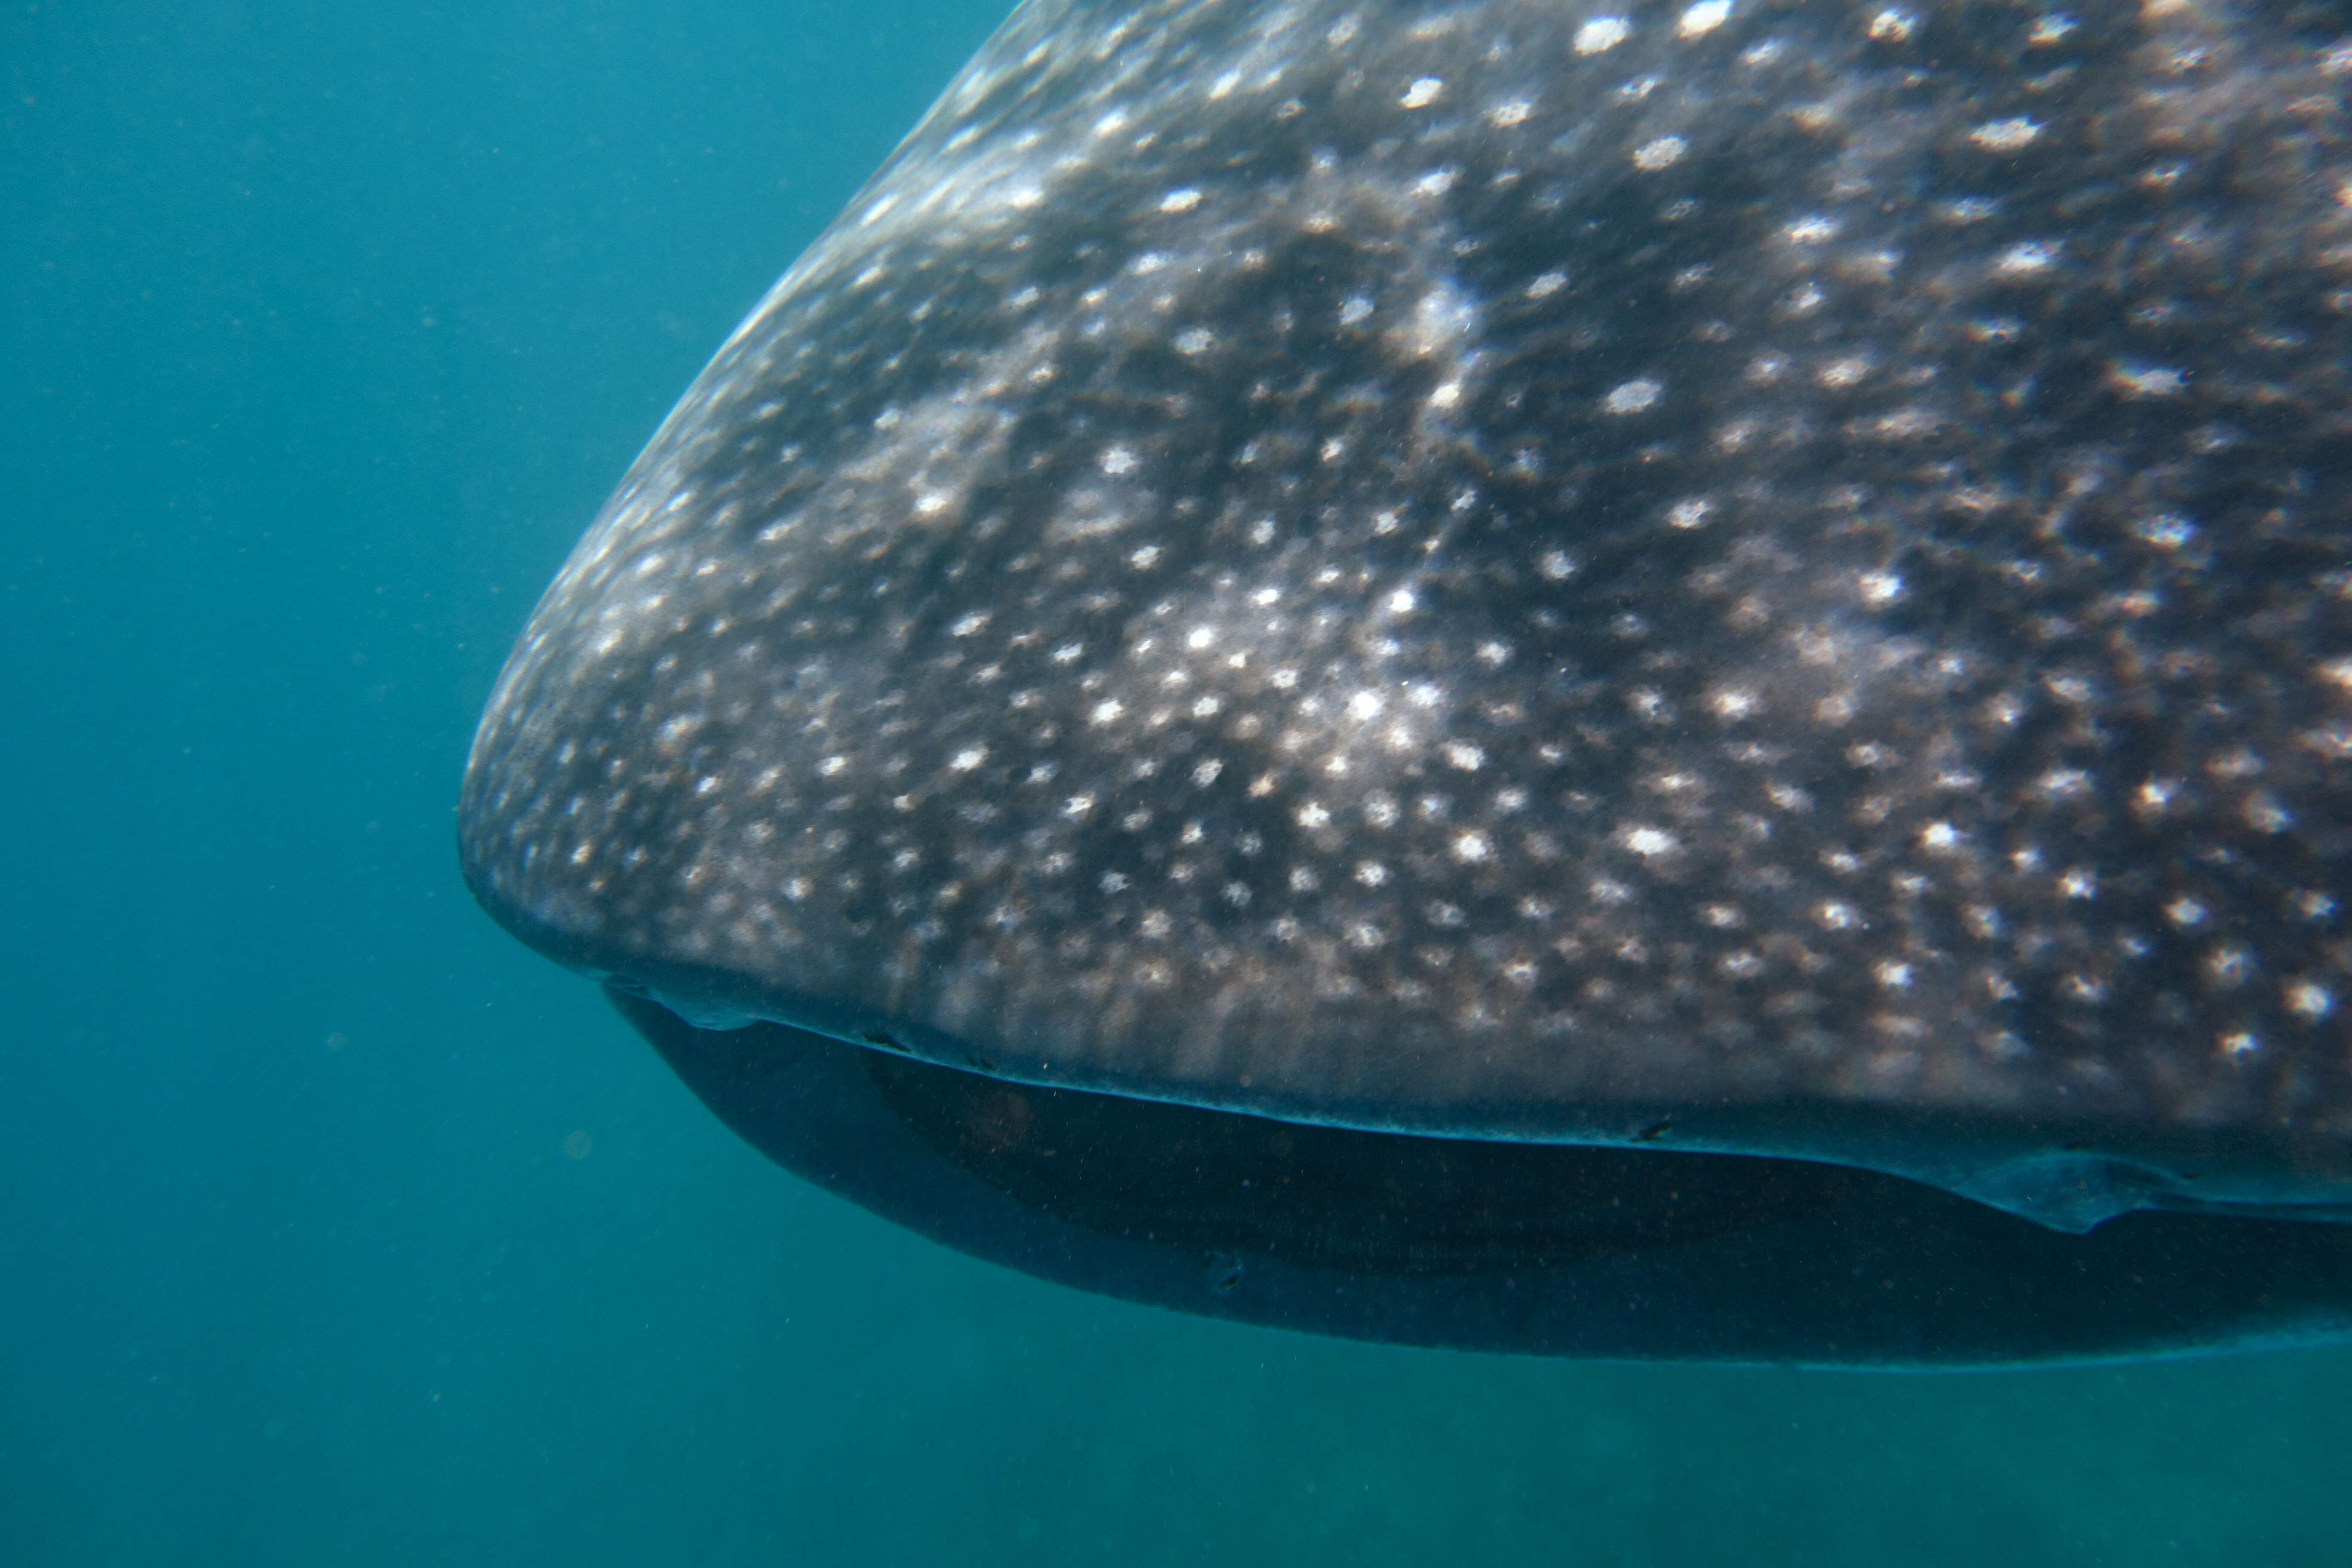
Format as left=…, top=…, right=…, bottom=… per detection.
left=462, top=0, right=2352, bottom=1230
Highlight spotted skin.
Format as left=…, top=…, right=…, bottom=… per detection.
left=462, top=0, right=2352, bottom=1228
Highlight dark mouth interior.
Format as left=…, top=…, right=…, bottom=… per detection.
left=614, top=988, right=2352, bottom=1360
left=862, top=1047, right=1868, bottom=1274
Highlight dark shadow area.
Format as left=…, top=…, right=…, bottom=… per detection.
left=616, top=989, right=2352, bottom=1367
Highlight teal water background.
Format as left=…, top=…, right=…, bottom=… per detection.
left=4, top=2, right=2349, bottom=1562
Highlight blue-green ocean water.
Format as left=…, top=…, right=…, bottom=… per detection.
left=3, top=2, right=2349, bottom=1562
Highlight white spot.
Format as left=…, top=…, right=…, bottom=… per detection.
left=1858, top=570, right=1905, bottom=606
left=2108, top=363, right=2188, bottom=398
left=1603, top=378, right=1663, bottom=414
left=1816, top=357, right=1872, bottom=390
left=1192, top=759, right=1224, bottom=787
left=2037, top=767, right=2092, bottom=799
left=2288, top=981, right=2336, bottom=1021
left=1387, top=588, right=1417, bottom=614
left=1867, top=9, right=1915, bottom=40
left=1356, top=861, right=1389, bottom=887
left=949, top=612, right=991, bottom=637
left=1454, top=831, right=1492, bottom=863
left=1173, top=327, right=1213, bottom=355
left=1339, top=296, right=1374, bottom=326
left=1623, top=826, right=1679, bottom=858
left=1710, top=688, right=1757, bottom=719
left=1995, top=242, right=2060, bottom=279
left=1666, top=498, right=1712, bottom=530
left=2206, top=945, right=2254, bottom=986
left=1574, top=17, right=1632, bottom=54
left=1526, top=269, right=1568, bottom=300
left=1100, top=871, right=1129, bottom=894
left=2220, top=1030, right=2261, bottom=1058
left=1348, top=691, right=1385, bottom=721
left=1539, top=549, right=1578, bottom=580
left=1678, top=0, right=1732, bottom=38
left=1632, top=137, right=1686, bottom=171
left=2245, top=792, right=2293, bottom=833
left=1401, top=77, right=1445, bottom=109
left=1158, top=187, right=1203, bottom=214
left=1488, top=99, right=1532, bottom=127
left=1099, top=444, right=1139, bottom=476
left=1063, top=794, right=1095, bottom=819
left=1090, top=699, right=1124, bottom=724
left=949, top=746, right=987, bottom=772
left=1443, top=742, right=1486, bottom=772
left=1970, top=117, right=2042, bottom=152
left=1920, top=821, right=1963, bottom=853
left=1875, top=960, right=1914, bottom=990
left=1785, top=214, right=1838, bottom=245
left=1817, top=901, right=1861, bottom=931
left=1297, top=801, right=1331, bottom=829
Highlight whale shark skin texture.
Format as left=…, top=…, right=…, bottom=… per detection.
left=462, top=0, right=2352, bottom=1242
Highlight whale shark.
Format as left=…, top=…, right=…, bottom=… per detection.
left=461, top=0, right=2352, bottom=1363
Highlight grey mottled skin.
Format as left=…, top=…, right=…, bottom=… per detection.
left=462, top=0, right=2352, bottom=1228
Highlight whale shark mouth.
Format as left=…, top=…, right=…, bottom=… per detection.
left=611, top=988, right=2352, bottom=1367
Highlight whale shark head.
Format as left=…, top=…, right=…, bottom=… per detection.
left=461, top=0, right=2352, bottom=1363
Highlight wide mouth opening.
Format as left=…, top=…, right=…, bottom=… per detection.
left=859, top=1044, right=1872, bottom=1275
left=614, top=988, right=2352, bottom=1362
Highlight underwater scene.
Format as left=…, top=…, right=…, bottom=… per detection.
left=7, top=0, right=2352, bottom=1561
